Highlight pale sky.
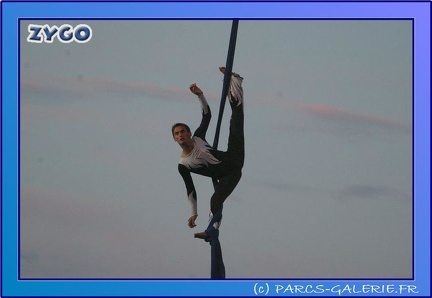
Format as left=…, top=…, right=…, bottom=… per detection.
left=20, top=20, right=412, bottom=279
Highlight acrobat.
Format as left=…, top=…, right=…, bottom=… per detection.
left=172, top=67, right=244, bottom=278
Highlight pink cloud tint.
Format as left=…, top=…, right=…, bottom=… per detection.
left=294, top=102, right=410, bottom=131
left=21, top=76, right=410, bottom=132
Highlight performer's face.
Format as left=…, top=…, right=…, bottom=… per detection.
left=173, top=125, right=192, bottom=146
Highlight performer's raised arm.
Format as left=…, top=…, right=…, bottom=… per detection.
left=190, top=83, right=209, bottom=114
left=190, top=83, right=211, bottom=140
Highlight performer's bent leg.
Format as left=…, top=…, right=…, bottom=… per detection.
left=194, top=171, right=242, bottom=242
left=210, top=171, right=242, bottom=215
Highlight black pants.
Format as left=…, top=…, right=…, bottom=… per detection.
left=210, top=99, right=244, bottom=214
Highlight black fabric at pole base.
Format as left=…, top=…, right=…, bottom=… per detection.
left=210, top=237, right=226, bottom=279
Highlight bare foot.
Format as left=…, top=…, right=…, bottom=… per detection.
left=219, top=66, right=240, bottom=77
left=194, top=231, right=208, bottom=239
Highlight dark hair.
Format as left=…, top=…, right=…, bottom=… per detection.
left=171, top=123, right=191, bottom=136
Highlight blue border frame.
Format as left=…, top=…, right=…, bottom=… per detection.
left=1, top=1, right=430, bottom=297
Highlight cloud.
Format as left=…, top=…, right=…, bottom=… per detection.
left=248, top=177, right=411, bottom=204
left=20, top=80, right=88, bottom=101
left=21, top=77, right=220, bottom=103
left=293, top=102, right=411, bottom=134
left=21, top=76, right=410, bottom=136
left=70, top=77, right=191, bottom=100
left=252, top=178, right=323, bottom=195
left=337, top=184, right=411, bottom=202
